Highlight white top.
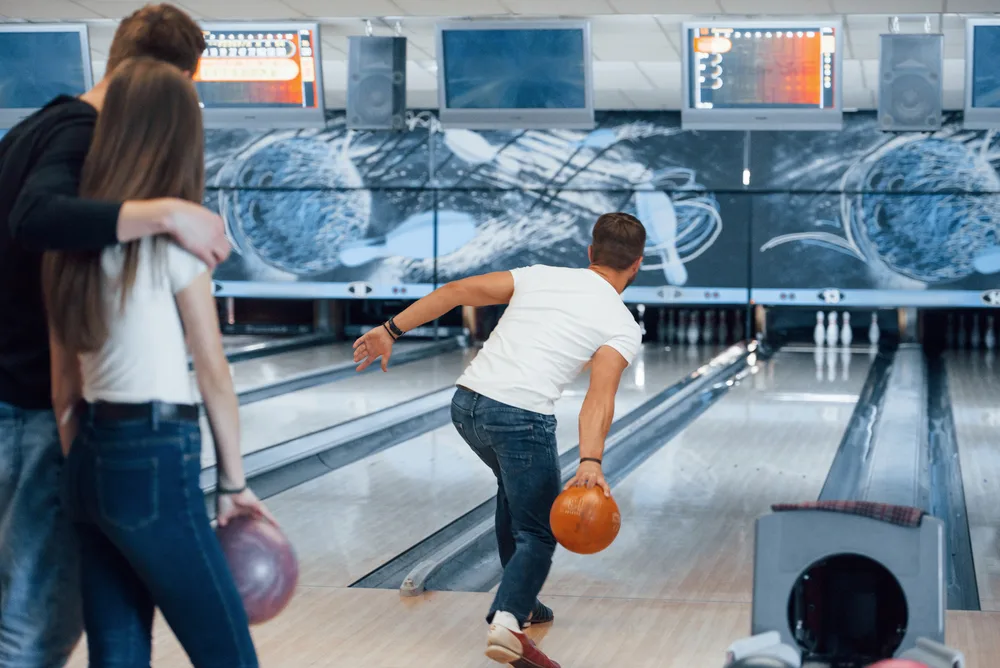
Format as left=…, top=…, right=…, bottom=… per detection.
left=80, top=238, right=207, bottom=405
left=455, top=265, right=642, bottom=415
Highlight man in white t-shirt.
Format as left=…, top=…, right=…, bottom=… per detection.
left=353, top=212, right=645, bottom=668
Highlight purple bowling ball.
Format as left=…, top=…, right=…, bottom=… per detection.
left=215, top=515, right=298, bottom=625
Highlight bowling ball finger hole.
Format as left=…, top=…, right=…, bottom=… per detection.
left=787, top=554, right=907, bottom=665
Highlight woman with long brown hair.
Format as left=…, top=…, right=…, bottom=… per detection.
left=43, top=57, right=268, bottom=667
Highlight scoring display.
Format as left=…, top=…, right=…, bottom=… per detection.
left=194, top=28, right=320, bottom=109
left=688, top=25, right=837, bottom=110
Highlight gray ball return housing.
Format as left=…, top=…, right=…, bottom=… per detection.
left=751, top=502, right=948, bottom=665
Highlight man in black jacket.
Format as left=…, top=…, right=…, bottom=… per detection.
left=0, top=6, right=227, bottom=665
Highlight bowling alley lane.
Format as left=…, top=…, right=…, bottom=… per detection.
left=197, top=340, right=429, bottom=394
left=944, top=351, right=1000, bottom=611
left=199, top=347, right=479, bottom=467
left=258, top=344, right=713, bottom=588
left=540, top=348, right=874, bottom=604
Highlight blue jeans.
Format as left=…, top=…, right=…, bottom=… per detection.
left=0, top=401, right=82, bottom=667
left=64, top=411, right=258, bottom=668
left=451, top=387, right=560, bottom=628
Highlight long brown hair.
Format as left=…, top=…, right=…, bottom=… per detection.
left=44, top=57, right=205, bottom=352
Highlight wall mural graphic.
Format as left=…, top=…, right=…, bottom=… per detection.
left=750, top=112, right=1000, bottom=306
left=205, top=110, right=1000, bottom=307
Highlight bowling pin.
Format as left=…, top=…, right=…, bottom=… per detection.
left=686, top=310, right=700, bottom=345
left=814, top=347, right=824, bottom=382
left=840, top=312, right=853, bottom=347
left=703, top=311, right=715, bottom=344
left=826, top=311, right=839, bottom=347
left=826, top=347, right=837, bottom=383
left=957, top=315, right=967, bottom=349
left=868, top=312, right=880, bottom=346
left=676, top=310, right=687, bottom=345
left=985, top=316, right=996, bottom=350
left=813, top=311, right=826, bottom=347
left=841, top=347, right=852, bottom=381
left=718, top=309, right=728, bottom=344
left=946, top=313, right=956, bottom=349
left=665, top=310, right=677, bottom=344
left=636, top=304, right=647, bottom=337
left=971, top=314, right=981, bottom=349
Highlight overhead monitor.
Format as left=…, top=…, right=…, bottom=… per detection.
left=681, top=19, right=843, bottom=131
left=193, top=22, right=325, bottom=129
left=964, top=18, right=1000, bottom=130
left=0, top=24, right=92, bottom=129
left=436, top=19, right=594, bottom=130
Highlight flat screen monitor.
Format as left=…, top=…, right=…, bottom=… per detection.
left=681, top=19, right=843, bottom=131
left=194, top=22, right=325, bottom=129
left=964, top=18, right=1000, bottom=130
left=0, top=24, right=92, bottom=129
left=436, top=20, right=594, bottom=130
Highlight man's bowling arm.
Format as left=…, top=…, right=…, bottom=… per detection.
left=392, top=271, right=515, bottom=334
left=578, top=346, right=629, bottom=462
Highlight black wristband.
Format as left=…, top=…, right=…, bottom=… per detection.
left=387, top=317, right=404, bottom=338
left=580, top=457, right=602, bottom=465
left=382, top=322, right=398, bottom=340
left=217, top=483, right=247, bottom=495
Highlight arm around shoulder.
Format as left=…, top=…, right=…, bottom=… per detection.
left=8, top=119, right=121, bottom=251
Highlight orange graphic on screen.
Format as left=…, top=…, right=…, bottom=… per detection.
left=693, top=35, right=733, bottom=54
left=193, top=30, right=319, bottom=108
left=760, top=32, right=822, bottom=105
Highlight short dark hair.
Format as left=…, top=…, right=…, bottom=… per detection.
left=106, top=4, right=205, bottom=75
left=591, top=212, right=646, bottom=271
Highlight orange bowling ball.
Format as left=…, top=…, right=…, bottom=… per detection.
left=549, top=486, right=621, bottom=554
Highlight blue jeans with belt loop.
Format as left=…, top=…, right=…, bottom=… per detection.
left=63, top=405, right=258, bottom=667
left=0, top=400, right=82, bottom=667
left=450, top=387, right=561, bottom=629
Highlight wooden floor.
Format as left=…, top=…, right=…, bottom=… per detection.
left=264, top=345, right=699, bottom=588
left=65, top=586, right=1000, bottom=667
left=945, top=351, right=1000, bottom=611
left=64, top=348, right=1000, bottom=666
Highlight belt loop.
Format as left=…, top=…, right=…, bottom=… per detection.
left=151, top=401, right=160, bottom=432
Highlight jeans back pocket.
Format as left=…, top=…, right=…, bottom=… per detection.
left=96, top=456, right=159, bottom=532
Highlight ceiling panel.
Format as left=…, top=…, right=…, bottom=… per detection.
left=591, top=16, right=675, bottom=61
left=833, top=0, right=945, bottom=11
left=843, top=86, right=875, bottom=108
left=407, top=89, right=438, bottom=107
left=594, top=88, right=637, bottom=109
left=2, top=0, right=101, bottom=20
left=624, top=89, right=678, bottom=109
left=85, top=22, right=116, bottom=54
left=608, top=0, right=722, bottom=12
left=282, top=0, right=402, bottom=16
left=635, top=61, right=681, bottom=89
left=842, top=58, right=867, bottom=90
left=0, top=3, right=992, bottom=113
left=73, top=1, right=155, bottom=18
left=719, top=0, right=835, bottom=13
left=947, top=0, right=1000, bottom=9
left=592, top=61, right=655, bottom=90
left=180, top=0, right=305, bottom=19
left=405, top=61, right=438, bottom=89
left=500, top=0, right=615, bottom=13
left=390, top=0, right=509, bottom=15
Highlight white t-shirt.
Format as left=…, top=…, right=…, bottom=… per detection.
left=80, top=237, right=207, bottom=405
left=455, top=265, right=642, bottom=415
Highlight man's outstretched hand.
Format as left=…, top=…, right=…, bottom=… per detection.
left=353, top=324, right=396, bottom=372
